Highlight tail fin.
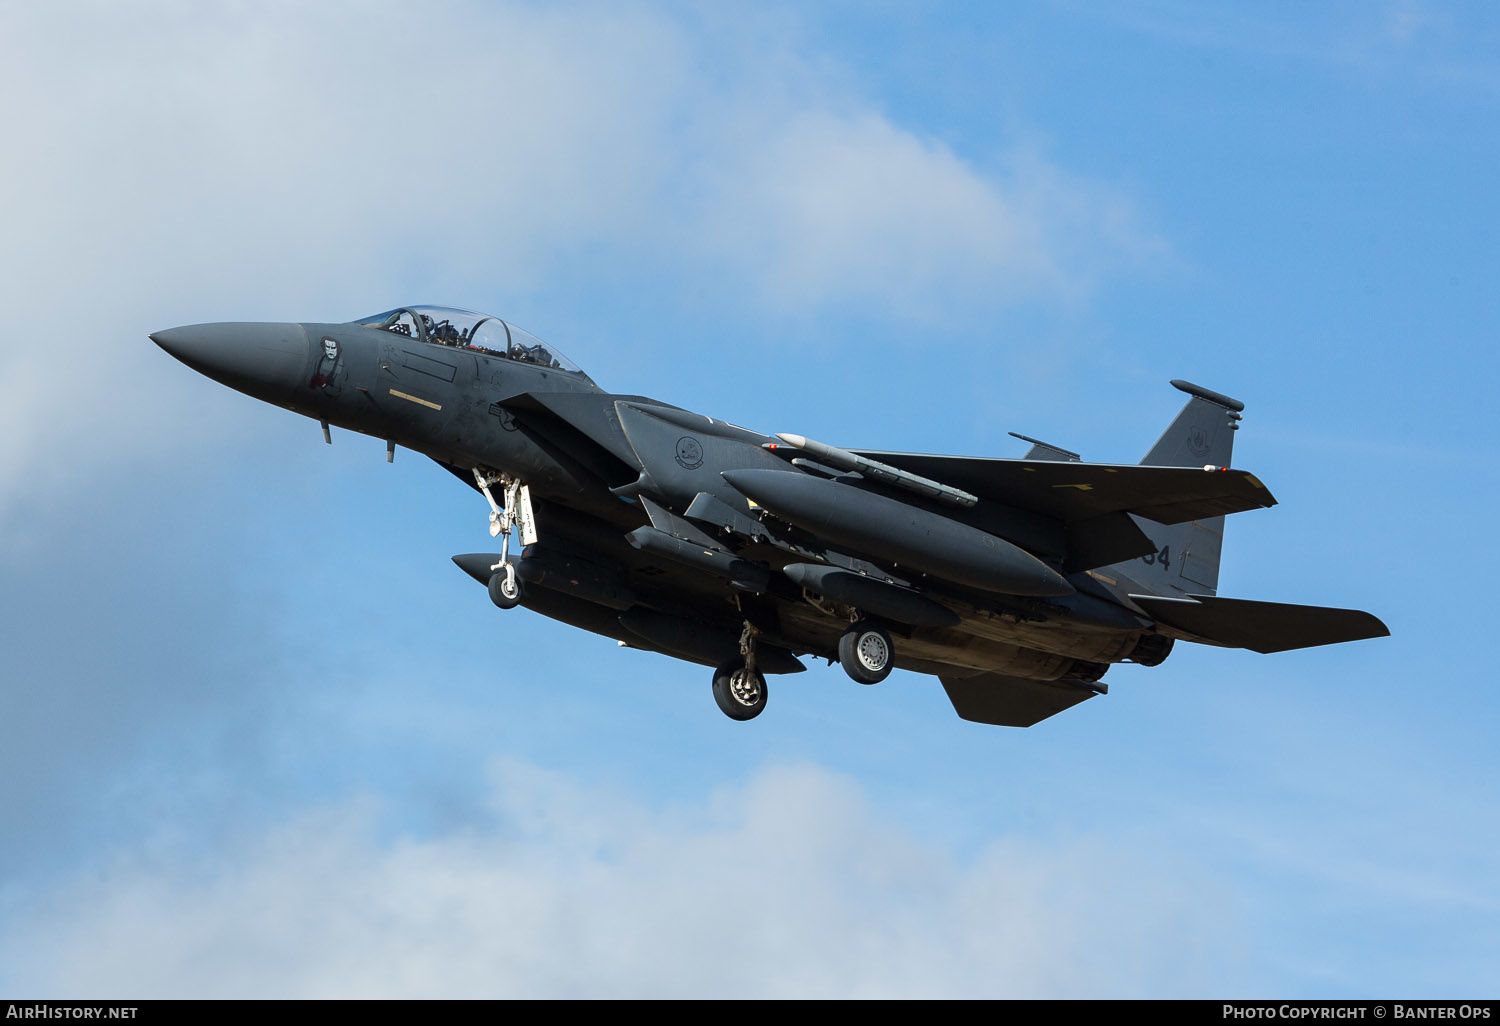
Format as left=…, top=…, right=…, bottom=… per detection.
left=1123, top=381, right=1246, bottom=595
left=1140, top=380, right=1243, bottom=469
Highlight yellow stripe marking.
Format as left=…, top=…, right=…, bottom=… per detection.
left=388, top=389, right=442, bottom=411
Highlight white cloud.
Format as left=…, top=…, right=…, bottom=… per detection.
left=0, top=1, right=1161, bottom=521
left=2, top=0, right=1158, bottom=316
left=0, top=760, right=1239, bottom=998
left=701, top=112, right=1162, bottom=313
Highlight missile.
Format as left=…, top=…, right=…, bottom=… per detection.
left=720, top=468, right=1073, bottom=598
left=771, top=433, right=978, bottom=507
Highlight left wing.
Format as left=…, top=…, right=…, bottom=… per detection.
left=850, top=451, right=1276, bottom=525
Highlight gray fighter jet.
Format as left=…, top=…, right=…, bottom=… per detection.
left=152, top=306, right=1387, bottom=726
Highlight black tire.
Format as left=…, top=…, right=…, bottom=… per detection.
left=838, top=622, right=893, bottom=684
left=712, top=659, right=767, bottom=721
left=488, top=571, right=523, bottom=610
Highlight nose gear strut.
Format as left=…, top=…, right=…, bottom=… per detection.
left=472, top=467, right=538, bottom=595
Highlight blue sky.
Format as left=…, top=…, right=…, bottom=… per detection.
left=1, top=0, right=1496, bottom=998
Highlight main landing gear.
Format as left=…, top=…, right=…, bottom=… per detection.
left=713, top=659, right=767, bottom=720
left=713, top=621, right=768, bottom=721
left=714, top=617, right=894, bottom=720
left=838, top=620, right=893, bottom=685
left=473, top=467, right=536, bottom=611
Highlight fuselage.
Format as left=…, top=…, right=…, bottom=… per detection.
left=151, top=308, right=1391, bottom=726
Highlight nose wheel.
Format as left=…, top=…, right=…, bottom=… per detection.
left=838, top=621, right=893, bottom=684
left=713, top=658, right=767, bottom=721
left=488, top=570, right=524, bottom=610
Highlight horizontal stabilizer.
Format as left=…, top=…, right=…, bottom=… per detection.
left=847, top=452, right=1275, bottom=525
left=1129, top=594, right=1390, bottom=653
left=940, top=673, right=1104, bottom=727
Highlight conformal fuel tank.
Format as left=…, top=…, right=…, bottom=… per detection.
left=720, top=469, right=1073, bottom=598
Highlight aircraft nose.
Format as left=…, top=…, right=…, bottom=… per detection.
left=151, top=322, right=310, bottom=401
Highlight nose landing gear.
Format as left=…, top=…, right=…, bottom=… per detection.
left=473, top=467, right=536, bottom=609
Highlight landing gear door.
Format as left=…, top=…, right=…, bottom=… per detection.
left=515, top=484, right=538, bottom=546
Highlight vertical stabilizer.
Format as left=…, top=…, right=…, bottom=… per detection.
left=1141, top=380, right=1243, bottom=468
left=1119, top=381, right=1245, bottom=595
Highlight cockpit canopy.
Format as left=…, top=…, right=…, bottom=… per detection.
left=356, top=306, right=590, bottom=380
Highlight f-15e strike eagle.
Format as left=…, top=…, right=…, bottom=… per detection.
left=152, top=306, right=1387, bottom=726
